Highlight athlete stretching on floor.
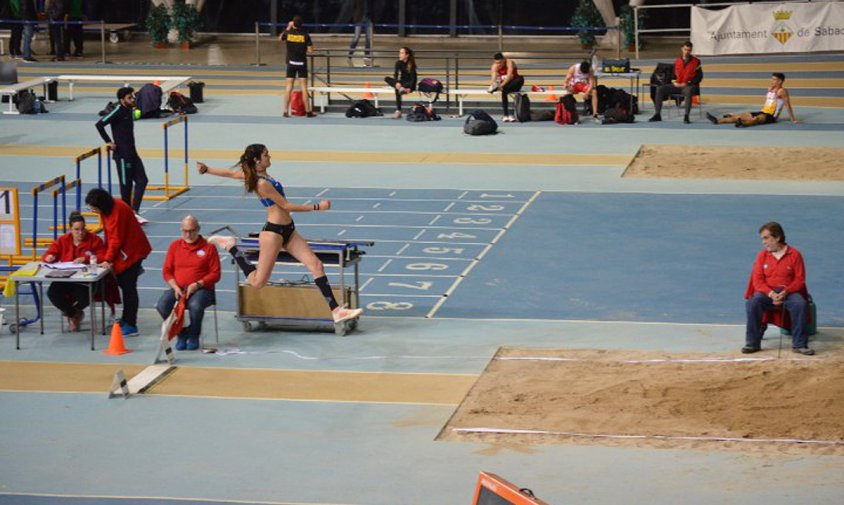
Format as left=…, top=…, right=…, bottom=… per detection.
left=197, top=144, right=362, bottom=323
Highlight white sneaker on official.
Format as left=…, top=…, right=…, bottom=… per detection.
left=207, top=235, right=237, bottom=251
left=134, top=213, right=148, bottom=225
left=332, top=306, right=363, bottom=324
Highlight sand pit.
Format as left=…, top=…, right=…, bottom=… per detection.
left=623, top=145, right=844, bottom=180
left=440, top=348, right=844, bottom=454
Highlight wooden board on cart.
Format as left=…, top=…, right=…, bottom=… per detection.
left=239, top=284, right=355, bottom=319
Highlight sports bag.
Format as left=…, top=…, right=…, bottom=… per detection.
left=554, top=94, right=579, bottom=125
left=15, top=90, right=37, bottom=114
left=529, top=109, right=554, bottom=122
left=463, top=110, right=498, bottom=135
left=418, top=77, right=444, bottom=102
left=406, top=103, right=440, bottom=122
left=514, top=93, right=531, bottom=122
left=167, top=91, right=198, bottom=114
left=137, top=83, right=163, bottom=118
left=345, top=98, right=381, bottom=118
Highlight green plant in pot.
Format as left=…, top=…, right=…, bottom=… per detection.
left=619, top=5, right=647, bottom=51
left=171, top=0, right=200, bottom=48
left=571, top=0, right=605, bottom=49
left=146, top=3, right=171, bottom=47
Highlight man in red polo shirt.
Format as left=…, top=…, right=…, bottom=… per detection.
left=156, top=216, right=221, bottom=351
left=744, top=222, right=812, bottom=355
left=649, top=40, right=702, bottom=124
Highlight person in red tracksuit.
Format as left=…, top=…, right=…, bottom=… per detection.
left=155, top=215, right=221, bottom=351
left=85, top=188, right=151, bottom=337
left=41, top=211, right=106, bottom=332
left=649, top=40, right=702, bottom=124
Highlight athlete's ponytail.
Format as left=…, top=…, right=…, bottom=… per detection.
left=237, top=143, right=266, bottom=194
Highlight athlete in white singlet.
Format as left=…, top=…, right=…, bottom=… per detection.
left=706, top=73, right=798, bottom=127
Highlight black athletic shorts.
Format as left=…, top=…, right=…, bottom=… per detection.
left=751, top=111, right=777, bottom=124
left=262, top=221, right=296, bottom=245
left=286, top=64, right=308, bottom=79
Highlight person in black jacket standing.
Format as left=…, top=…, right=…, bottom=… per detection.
left=95, top=87, right=148, bottom=223
left=279, top=15, right=315, bottom=118
left=384, top=47, right=417, bottom=119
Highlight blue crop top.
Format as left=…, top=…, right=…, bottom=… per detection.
left=258, top=175, right=286, bottom=207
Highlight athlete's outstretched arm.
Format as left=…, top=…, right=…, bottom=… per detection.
left=196, top=161, right=245, bottom=179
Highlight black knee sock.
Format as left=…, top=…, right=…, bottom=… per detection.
left=229, top=246, right=257, bottom=277
left=315, top=276, right=339, bottom=310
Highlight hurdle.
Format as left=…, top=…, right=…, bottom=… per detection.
left=0, top=187, right=23, bottom=270
left=146, top=114, right=190, bottom=201
left=22, top=175, right=67, bottom=257
left=74, top=147, right=110, bottom=209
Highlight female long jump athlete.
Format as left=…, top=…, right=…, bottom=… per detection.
left=197, top=144, right=362, bottom=324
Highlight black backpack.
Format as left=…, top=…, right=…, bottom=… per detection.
left=98, top=101, right=117, bottom=116
left=463, top=110, right=498, bottom=135
left=555, top=94, right=579, bottom=125
left=650, top=63, right=676, bottom=102
left=168, top=91, right=198, bottom=114
left=514, top=93, right=531, bottom=122
left=137, top=83, right=163, bottom=118
left=345, top=99, right=381, bottom=118
left=602, top=105, right=635, bottom=124
left=15, top=90, right=37, bottom=114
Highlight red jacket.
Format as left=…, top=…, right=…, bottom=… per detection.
left=41, top=232, right=106, bottom=263
left=101, top=199, right=152, bottom=274
left=744, top=245, right=810, bottom=329
left=161, top=236, right=221, bottom=290
left=674, top=56, right=701, bottom=86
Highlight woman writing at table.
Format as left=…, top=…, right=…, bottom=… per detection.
left=41, top=211, right=106, bottom=332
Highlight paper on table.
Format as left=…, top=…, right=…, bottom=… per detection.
left=42, top=261, right=85, bottom=270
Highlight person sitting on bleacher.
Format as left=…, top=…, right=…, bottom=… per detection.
left=565, top=60, right=599, bottom=123
left=649, top=41, right=701, bottom=124
left=155, top=215, right=220, bottom=351
left=706, top=73, right=798, bottom=127
left=41, top=211, right=105, bottom=332
left=487, top=52, right=524, bottom=123
left=384, top=46, right=417, bottom=119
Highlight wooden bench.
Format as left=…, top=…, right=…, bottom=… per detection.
left=308, top=85, right=436, bottom=113
left=55, top=75, right=190, bottom=101
left=450, top=88, right=567, bottom=116
left=0, top=77, right=54, bottom=114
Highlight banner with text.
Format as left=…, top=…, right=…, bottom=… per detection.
left=692, top=2, right=844, bottom=55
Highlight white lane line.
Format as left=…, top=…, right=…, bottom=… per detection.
left=388, top=191, right=396, bottom=196
left=316, top=188, right=330, bottom=197
left=457, top=191, right=468, bottom=200
left=413, top=229, right=426, bottom=240
left=377, top=259, right=393, bottom=273
left=395, top=244, right=410, bottom=256
left=337, top=229, right=347, bottom=236
left=356, top=215, right=364, bottom=222
left=428, top=215, right=441, bottom=226
left=360, top=293, right=441, bottom=298
left=359, top=277, right=375, bottom=292
left=443, top=202, right=455, bottom=212
left=426, top=191, right=541, bottom=318
left=373, top=202, right=381, bottom=209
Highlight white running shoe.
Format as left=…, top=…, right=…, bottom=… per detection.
left=207, top=235, right=237, bottom=251
left=135, top=213, right=149, bottom=225
left=332, top=306, right=363, bottom=324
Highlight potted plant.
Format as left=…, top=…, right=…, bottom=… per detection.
left=171, top=0, right=200, bottom=49
left=146, top=3, right=170, bottom=48
left=619, top=5, right=647, bottom=51
left=571, top=0, right=605, bottom=49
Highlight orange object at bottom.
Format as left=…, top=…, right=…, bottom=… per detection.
left=290, top=91, right=306, bottom=116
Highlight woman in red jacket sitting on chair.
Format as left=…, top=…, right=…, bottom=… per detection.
left=85, top=188, right=152, bottom=337
left=41, top=211, right=106, bottom=332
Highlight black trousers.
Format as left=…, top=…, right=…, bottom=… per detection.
left=384, top=77, right=415, bottom=111
left=65, top=18, right=84, bottom=55
left=47, top=282, right=91, bottom=317
left=116, top=261, right=143, bottom=326
left=500, top=76, right=525, bottom=115
left=115, top=156, right=148, bottom=212
left=9, top=24, right=22, bottom=56
left=653, top=84, right=696, bottom=116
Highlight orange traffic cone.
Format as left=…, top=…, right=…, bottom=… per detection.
left=692, top=95, right=700, bottom=105
left=363, top=82, right=374, bottom=99
left=102, top=321, right=132, bottom=355
left=154, top=80, right=161, bottom=86
left=546, top=85, right=559, bottom=102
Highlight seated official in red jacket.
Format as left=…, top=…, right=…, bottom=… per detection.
left=85, top=188, right=152, bottom=337
left=41, top=211, right=106, bottom=332
left=649, top=40, right=702, bottom=124
left=744, top=221, right=813, bottom=355
left=155, top=215, right=221, bottom=351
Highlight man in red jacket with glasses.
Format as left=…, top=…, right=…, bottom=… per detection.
left=155, top=216, right=221, bottom=351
